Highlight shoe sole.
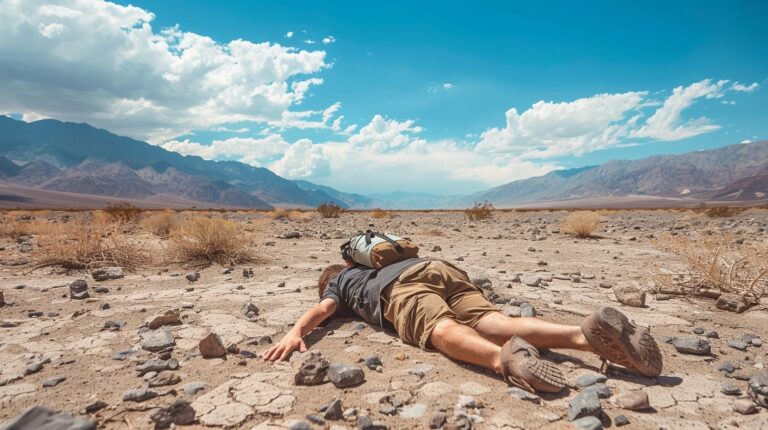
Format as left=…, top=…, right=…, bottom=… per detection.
left=583, top=307, right=662, bottom=377
left=501, top=337, right=566, bottom=393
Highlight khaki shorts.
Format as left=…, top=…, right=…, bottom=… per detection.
left=381, top=260, right=500, bottom=350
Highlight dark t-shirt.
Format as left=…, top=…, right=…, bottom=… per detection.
left=321, top=257, right=428, bottom=327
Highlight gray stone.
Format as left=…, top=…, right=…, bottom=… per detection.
left=575, top=372, right=607, bottom=388
left=102, top=320, right=126, bottom=331
left=614, top=415, right=629, bottom=426
left=185, top=272, right=200, bottom=282
left=614, top=285, right=646, bottom=307
left=0, top=290, right=4, bottom=307
left=583, top=383, right=611, bottom=399
left=42, top=376, right=66, bottom=387
left=357, top=415, right=388, bottom=430
left=91, top=267, right=124, bottom=282
left=573, top=416, right=603, bottom=430
left=716, top=293, right=753, bottom=313
left=721, top=381, right=741, bottom=396
left=241, top=302, right=259, bottom=319
left=112, top=349, right=138, bottom=361
left=295, top=353, right=330, bottom=386
left=671, top=337, right=711, bottom=355
left=718, top=361, right=738, bottom=373
left=143, top=371, right=158, bottom=381
left=69, top=279, right=89, bottom=300
left=364, top=355, right=383, bottom=370
left=24, top=359, right=47, bottom=375
left=122, top=388, right=158, bottom=402
left=148, top=371, right=181, bottom=387
left=324, top=399, right=343, bottom=420
left=1, top=406, right=96, bottom=430
left=692, top=327, right=705, bottom=335
left=183, top=381, right=208, bottom=395
left=141, top=330, right=175, bottom=352
left=727, top=340, right=749, bottom=351
left=399, top=403, right=426, bottom=419
left=704, top=330, right=719, bottom=339
left=471, top=276, right=492, bottom=289
left=306, top=414, right=325, bottom=425
left=150, top=400, right=196, bottom=428
left=199, top=333, right=226, bottom=358
left=521, top=276, right=541, bottom=287
left=612, top=390, right=650, bottom=411
left=752, top=338, right=763, bottom=347
left=734, top=398, right=757, bottom=415
left=328, top=363, right=365, bottom=388
left=568, top=391, right=602, bottom=421
left=289, top=423, right=313, bottom=430
left=429, top=412, right=447, bottom=429
left=506, top=386, right=541, bottom=403
left=520, top=303, right=536, bottom=317
left=748, top=371, right=768, bottom=407
left=379, top=405, right=397, bottom=415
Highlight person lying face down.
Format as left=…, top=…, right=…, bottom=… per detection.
left=263, top=257, right=663, bottom=393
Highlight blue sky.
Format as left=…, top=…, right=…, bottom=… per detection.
left=1, top=1, right=765, bottom=194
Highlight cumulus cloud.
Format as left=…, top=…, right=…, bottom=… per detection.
left=443, top=83, right=455, bottom=90
left=322, top=35, right=336, bottom=45
left=732, top=82, right=759, bottom=92
left=285, top=31, right=294, bottom=38
left=0, top=0, right=334, bottom=142
left=161, top=135, right=289, bottom=166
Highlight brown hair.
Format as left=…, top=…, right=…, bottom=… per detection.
left=318, top=264, right=346, bottom=299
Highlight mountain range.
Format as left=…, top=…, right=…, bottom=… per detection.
left=0, top=116, right=766, bottom=209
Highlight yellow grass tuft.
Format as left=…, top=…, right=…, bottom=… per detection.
left=169, top=217, right=255, bottom=266
left=103, top=203, right=143, bottom=223
left=465, top=201, right=494, bottom=221
left=560, top=211, right=601, bottom=238
left=269, top=208, right=289, bottom=220
left=370, top=209, right=389, bottom=219
left=142, top=209, right=179, bottom=238
left=317, top=202, right=344, bottom=218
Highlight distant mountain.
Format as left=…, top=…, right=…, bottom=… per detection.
left=471, top=141, right=768, bottom=207
left=0, top=116, right=349, bottom=209
left=293, top=180, right=374, bottom=208
left=366, top=191, right=466, bottom=210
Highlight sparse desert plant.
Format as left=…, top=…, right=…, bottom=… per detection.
left=0, top=216, right=34, bottom=238
left=288, top=210, right=312, bottom=222
left=465, top=201, right=494, bottom=221
left=142, top=209, right=178, bottom=237
left=653, top=233, right=768, bottom=301
left=104, top=203, right=143, bottom=223
left=34, top=216, right=148, bottom=270
left=269, top=208, right=289, bottom=220
left=704, top=206, right=746, bottom=218
left=169, top=217, right=255, bottom=266
left=370, top=209, right=389, bottom=219
left=317, top=202, right=344, bottom=218
left=560, top=211, right=601, bottom=238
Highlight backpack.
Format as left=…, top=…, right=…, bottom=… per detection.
left=340, top=230, right=419, bottom=269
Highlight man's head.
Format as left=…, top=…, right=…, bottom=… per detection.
left=318, top=264, right=346, bottom=299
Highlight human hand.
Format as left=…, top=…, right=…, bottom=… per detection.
left=262, top=332, right=307, bottom=362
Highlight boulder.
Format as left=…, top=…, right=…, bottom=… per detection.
left=614, top=285, right=646, bottom=307
left=568, top=391, right=602, bottom=421
left=1, top=406, right=96, bottom=430
left=91, top=267, right=124, bottom=282
left=295, top=353, right=330, bottom=386
left=199, top=333, right=226, bottom=358
left=141, top=330, right=176, bottom=352
left=671, top=337, right=711, bottom=355
left=69, top=279, right=89, bottom=300
left=327, top=364, right=365, bottom=388
left=716, top=293, right=753, bottom=313
left=748, top=371, right=768, bottom=407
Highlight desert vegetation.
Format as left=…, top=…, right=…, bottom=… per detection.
left=317, top=202, right=344, bottom=218
left=103, top=202, right=143, bottom=223
left=560, top=211, right=601, bottom=238
left=370, top=209, right=389, bottom=219
left=141, top=209, right=179, bottom=237
left=168, top=217, right=255, bottom=266
left=464, top=201, right=494, bottom=221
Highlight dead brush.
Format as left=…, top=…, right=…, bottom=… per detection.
left=317, top=202, right=344, bottom=218
left=288, top=210, right=312, bottom=222
left=653, top=233, right=768, bottom=301
left=703, top=206, right=747, bottom=218
left=465, top=201, right=494, bottom=221
left=142, top=209, right=179, bottom=238
left=33, top=215, right=149, bottom=271
left=370, top=209, right=389, bottom=219
left=0, top=216, right=35, bottom=238
left=104, top=203, right=143, bottom=223
left=269, top=208, right=289, bottom=220
left=560, top=211, right=601, bottom=238
left=169, top=217, right=255, bottom=266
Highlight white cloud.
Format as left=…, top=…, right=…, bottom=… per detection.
left=322, top=36, right=335, bottom=45
left=304, top=39, right=316, bottom=45
left=211, top=126, right=250, bottom=133
left=442, top=82, right=455, bottom=90
left=269, top=139, right=329, bottom=179
left=741, top=139, right=752, bottom=144
left=285, top=31, right=294, bottom=38
left=161, top=135, right=289, bottom=166
left=732, top=82, right=759, bottom=92
left=0, top=0, right=333, bottom=142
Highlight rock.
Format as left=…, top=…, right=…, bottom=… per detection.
left=429, top=412, right=448, bottom=428
left=734, top=399, right=757, bottom=415
left=2, top=406, right=96, bottom=430
left=69, top=279, right=89, bottom=300
left=295, top=353, right=330, bottom=386
left=183, top=381, right=207, bottom=395
left=112, top=349, right=138, bottom=361
left=575, top=372, right=607, bottom=388
left=364, top=355, right=383, bottom=371
left=614, top=415, right=629, bottom=426
left=613, top=285, right=646, bottom=307
left=24, top=359, right=47, bottom=375
left=399, top=403, right=426, bottom=419
left=506, top=387, right=541, bottom=403
left=42, top=376, right=66, bottom=387
left=431, top=245, right=442, bottom=252
left=379, top=405, right=397, bottom=415
left=241, top=302, right=259, bottom=319
left=598, top=282, right=613, bottom=289
left=583, top=383, right=611, bottom=399
left=199, top=333, right=226, bottom=358
left=568, top=391, right=602, bottom=421
left=148, top=371, right=181, bottom=387
left=573, top=416, right=603, bottom=430
left=328, top=364, right=365, bottom=388
left=716, top=293, right=753, bottom=313
left=306, top=414, right=325, bottom=424
left=471, top=276, right=492, bottom=289
left=704, top=330, right=719, bottom=339
left=0, top=290, right=4, bottom=306
left=123, top=388, right=158, bottom=402
left=752, top=338, right=763, bottom=347
left=718, top=361, right=738, bottom=373
left=671, top=337, right=711, bottom=355
left=727, top=340, right=749, bottom=351
left=324, top=399, right=343, bottom=420
left=150, top=400, right=196, bottom=428
left=101, top=320, right=126, bottom=331
left=693, top=327, right=704, bottom=335
left=141, top=329, right=176, bottom=352
left=521, top=276, right=541, bottom=287
left=357, top=415, right=388, bottom=430
left=84, top=401, right=108, bottom=414
left=721, top=381, right=741, bottom=396
left=91, top=267, right=124, bottom=281
left=143, top=372, right=158, bottom=381
left=148, top=309, right=180, bottom=330
left=748, top=371, right=768, bottom=407
left=519, top=303, right=536, bottom=317
left=185, top=272, right=199, bottom=282
left=612, top=390, right=650, bottom=411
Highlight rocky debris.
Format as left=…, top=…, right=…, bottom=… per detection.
left=356, top=415, right=388, bottom=430
left=295, top=353, right=330, bottom=386
left=715, top=293, right=754, bottom=313
left=42, top=376, right=66, bottom=388
left=721, top=381, right=741, bottom=395
left=150, top=400, right=196, bottom=428
left=568, top=391, right=602, bottom=421
left=101, top=320, right=126, bottom=331
left=399, top=403, right=427, bottom=419
left=519, top=303, right=536, bottom=317
left=429, top=412, right=448, bottom=428
left=148, top=371, right=181, bottom=387
left=583, top=383, right=611, bottom=399
left=599, top=282, right=613, bottom=289
left=141, top=329, right=176, bottom=352
left=718, top=361, right=738, bottom=373
left=241, top=302, right=259, bottom=319
left=573, top=416, right=603, bottom=430
left=506, top=387, right=541, bottom=403
left=148, top=309, right=181, bottom=330
left=279, top=231, right=301, bottom=239
left=727, top=339, right=749, bottom=351
left=613, top=285, right=646, bottom=307
left=69, top=279, right=89, bottom=300
left=185, top=272, right=199, bottom=282
left=324, top=398, right=344, bottom=420
left=734, top=399, right=758, bottom=415
left=84, top=401, right=108, bottom=414
left=520, top=276, right=541, bottom=287
left=612, top=390, right=650, bottom=410
left=0, top=290, right=4, bottom=307
left=614, top=415, right=629, bottom=426
left=24, top=357, right=49, bottom=375
left=471, top=276, right=492, bottom=289
left=183, top=381, right=207, bottom=395
left=199, top=333, right=226, bottom=358
left=431, top=245, right=442, bottom=252
left=91, top=266, right=124, bottom=282
left=364, top=354, right=383, bottom=371
left=671, top=337, right=711, bottom=355
left=328, top=363, right=365, bottom=388
left=2, top=406, right=96, bottom=430
left=113, top=349, right=138, bottom=361
left=748, top=371, right=768, bottom=407
left=123, top=388, right=158, bottom=402
left=575, top=372, right=607, bottom=388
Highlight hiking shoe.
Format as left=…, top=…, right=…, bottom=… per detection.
left=581, top=306, right=663, bottom=377
left=500, top=336, right=566, bottom=393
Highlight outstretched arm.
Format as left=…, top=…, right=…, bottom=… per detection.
left=262, top=298, right=338, bottom=361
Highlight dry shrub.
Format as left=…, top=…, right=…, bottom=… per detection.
left=704, top=206, right=746, bottom=218
left=288, top=210, right=312, bottom=222
left=269, top=208, right=289, bottom=220
left=317, top=202, right=344, bottom=218
left=465, top=201, right=494, bottom=221
left=370, top=209, right=389, bottom=219
left=34, top=216, right=148, bottom=270
left=169, top=217, right=254, bottom=266
left=142, top=209, right=178, bottom=237
left=104, top=203, right=143, bottom=223
left=0, top=217, right=35, bottom=238
left=560, top=211, right=601, bottom=238
left=654, top=233, right=768, bottom=301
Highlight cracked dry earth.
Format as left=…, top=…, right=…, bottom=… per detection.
left=1, top=210, right=768, bottom=429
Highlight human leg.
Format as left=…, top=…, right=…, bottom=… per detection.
left=473, top=312, right=591, bottom=351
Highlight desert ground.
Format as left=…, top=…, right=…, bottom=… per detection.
left=1, top=208, right=767, bottom=430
